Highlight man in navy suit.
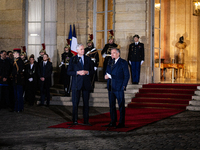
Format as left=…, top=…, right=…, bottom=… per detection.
left=104, top=48, right=130, bottom=128
left=67, top=44, right=94, bottom=125
left=38, top=54, right=52, bottom=106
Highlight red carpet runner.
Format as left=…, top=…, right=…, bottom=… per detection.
left=128, top=83, right=199, bottom=109
left=49, top=84, right=199, bottom=132
left=48, top=108, right=183, bottom=132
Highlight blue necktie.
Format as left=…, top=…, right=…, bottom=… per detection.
left=79, top=57, right=84, bottom=69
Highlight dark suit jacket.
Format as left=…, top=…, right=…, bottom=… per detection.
left=128, top=42, right=144, bottom=62
left=67, top=55, right=94, bottom=91
left=0, top=58, right=10, bottom=84
left=38, top=61, right=52, bottom=88
left=25, top=62, right=38, bottom=88
left=106, top=58, right=130, bottom=91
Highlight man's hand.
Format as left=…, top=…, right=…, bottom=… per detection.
left=40, top=77, right=45, bottom=81
left=105, top=75, right=109, bottom=80
left=77, top=70, right=89, bottom=76
left=2, top=78, right=7, bottom=82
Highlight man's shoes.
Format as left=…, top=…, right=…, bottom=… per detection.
left=73, top=121, right=78, bottom=125
left=103, top=122, right=116, bottom=127
left=115, top=123, right=125, bottom=128
left=84, top=122, right=92, bottom=126
left=37, top=104, right=44, bottom=106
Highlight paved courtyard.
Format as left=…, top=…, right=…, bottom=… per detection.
left=0, top=105, right=200, bottom=150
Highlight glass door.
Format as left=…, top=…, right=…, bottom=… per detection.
left=151, top=0, right=162, bottom=83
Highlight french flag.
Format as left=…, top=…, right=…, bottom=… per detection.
left=71, top=24, right=78, bottom=55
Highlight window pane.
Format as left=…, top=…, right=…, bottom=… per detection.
left=45, top=0, right=57, bottom=21
left=97, top=13, right=105, bottom=31
left=155, top=8, right=160, bottom=28
left=28, top=0, right=41, bottom=21
left=96, top=32, right=104, bottom=50
left=108, top=0, right=113, bottom=11
left=28, top=23, right=41, bottom=44
left=97, top=0, right=105, bottom=12
left=46, top=45, right=57, bottom=66
left=107, top=12, right=113, bottom=30
left=45, top=23, right=56, bottom=44
left=154, top=28, right=160, bottom=48
left=28, top=45, right=41, bottom=59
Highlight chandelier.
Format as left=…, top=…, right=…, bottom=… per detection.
left=193, top=0, right=200, bottom=16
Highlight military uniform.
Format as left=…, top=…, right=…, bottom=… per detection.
left=60, top=51, right=74, bottom=96
left=12, top=49, right=25, bottom=112
left=128, top=40, right=144, bottom=84
left=101, top=43, right=118, bottom=76
left=85, top=44, right=99, bottom=91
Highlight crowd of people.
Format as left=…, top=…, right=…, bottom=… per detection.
left=0, top=30, right=144, bottom=128
left=0, top=44, right=52, bottom=112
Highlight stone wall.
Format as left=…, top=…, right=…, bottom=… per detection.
left=0, top=0, right=25, bottom=51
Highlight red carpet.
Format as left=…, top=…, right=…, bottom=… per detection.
left=128, top=83, right=199, bottom=109
left=48, top=108, right=183, bottom=132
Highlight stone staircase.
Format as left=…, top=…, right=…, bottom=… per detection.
left=186, top=86, right=200, bottom=111
left=48, top=82, right=142, bottom=107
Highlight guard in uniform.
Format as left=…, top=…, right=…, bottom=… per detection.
left=101, top=30, right=118, bottom=76
left=128, top=34, right=144, bottom=84
left=12, top=48, right=25, bottom=112
left=84, top=34, right=99, bottom=92
left=20, top=46, right=28, bottom=65
left=37, top=43, right=46, bottom=65
left=59, top=39, right=74, bottom=96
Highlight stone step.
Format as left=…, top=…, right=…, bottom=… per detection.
left=192, top=95, right=200, bottom=100
left=189, top=100, right=200, bottom=106
left=194, top=90, right=200, bottom=95
left=186, top=105, right=200, bottom=111
left=197, top=86, right=200, bottom=90
left=50, top=98, right=132, bottom=107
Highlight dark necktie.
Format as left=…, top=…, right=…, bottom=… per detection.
left=43, top=63, right=46, bottom=76
left=79, top=57, right=84, bottom=69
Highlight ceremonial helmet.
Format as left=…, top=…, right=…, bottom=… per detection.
left=64, top=39, right=70, bottom=48
left=13, top=48, right=21, bottom=54
left=108, top=30, right=114, bottom=40
left=39, top=43, right=46, bottom=54
left=20, top=46, right=26, bottom=57
left=87, top=34, right=93, bottom=44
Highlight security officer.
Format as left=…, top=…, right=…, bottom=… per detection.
left=128, top=34, right=144, bottom=84
left=84, top=34, right=99, bottom=92
left=101, top=30, right=118, bottom=76
left=60, top=39, right=74, bottom=96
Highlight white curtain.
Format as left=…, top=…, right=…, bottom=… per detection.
left=28, top=0, right=57, bottom=66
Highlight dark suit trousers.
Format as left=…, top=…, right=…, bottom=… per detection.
left=72, top=89, right=90, bottom=123
left=131, top=61, right=141, bottom=83
left=108, top=90, right=125, bottom=124
left=0, top=86, right=9, bottom=108
left=40, top=81, right=50, bottom=105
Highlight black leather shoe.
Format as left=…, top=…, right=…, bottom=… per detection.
left=84, top=122, right=92, bottom=126
left=103, top=122, right=116, bottom=127
left=73, top=122, right=78, bottom=125
left=116, top=123, right=125, bottom=128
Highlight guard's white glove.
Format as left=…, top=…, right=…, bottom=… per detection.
left=141, top=60, right=144, bottom=65
left=59, top=62, right=64, bottom=67
left=129, top=61, right=131, bottom=65
left=28, top=78, right=33, bottom=82
left=106, top=73, right=112, bottom=79
left=94, top=67, right=97, bottom=71
left=102, top=53, right=106, bottom=58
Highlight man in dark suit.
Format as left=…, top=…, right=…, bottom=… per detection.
left=25, top=54, right=38, bottom=106
left=128, top=34, right=144, bottom=84
left=104, top=48, right=130, bottom=128
left=67, top=44, right=94, bottom=125
left=0, top=50, right=10, bottom=109
left=38, top=54, right=52, bottom=106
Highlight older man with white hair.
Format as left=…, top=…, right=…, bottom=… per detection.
left=67, top=44, right=94, bottom=125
